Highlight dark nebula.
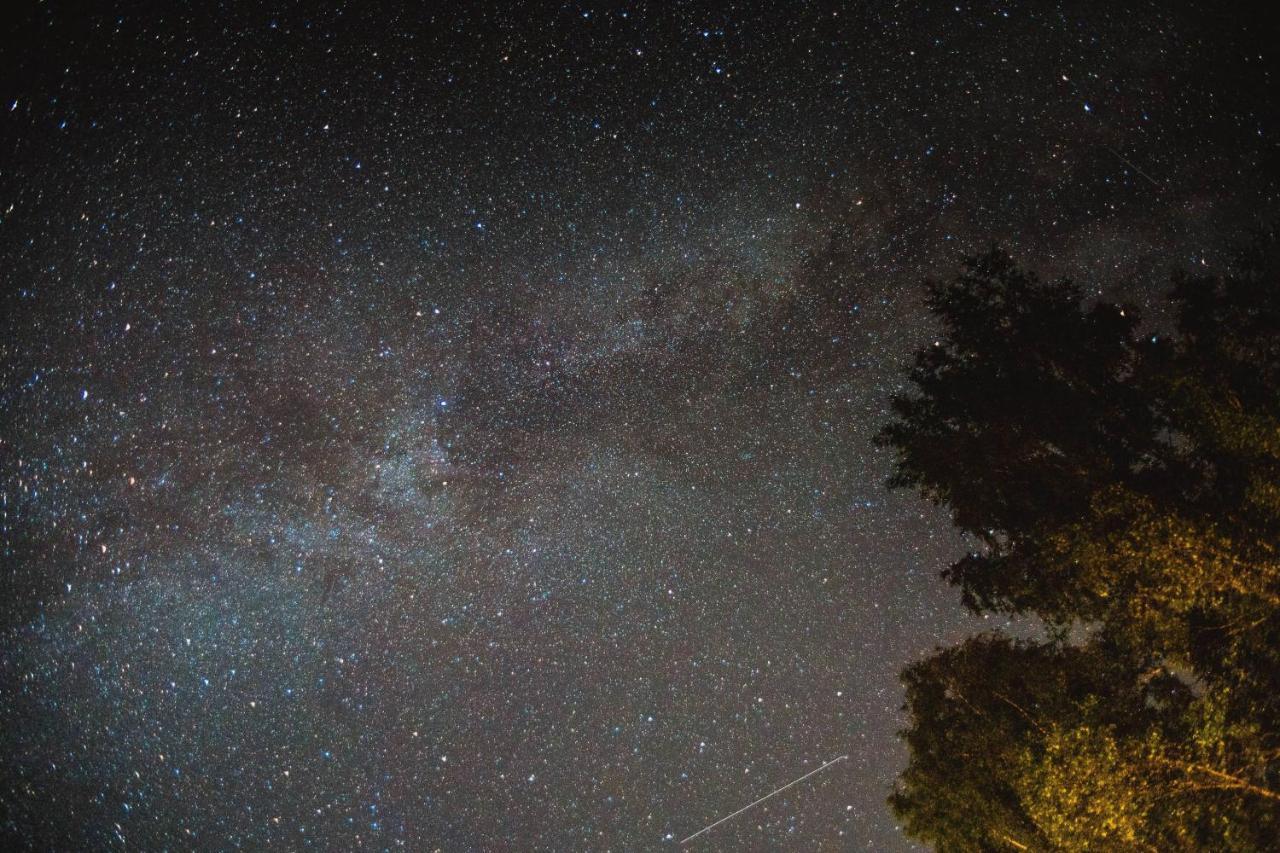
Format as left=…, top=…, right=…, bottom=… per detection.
left=1, top=2, right=1275, bottom=849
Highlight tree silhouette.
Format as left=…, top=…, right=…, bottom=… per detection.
left=880, top=235, right=1280, bottom=849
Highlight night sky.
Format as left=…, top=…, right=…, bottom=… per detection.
left=1, top=2, right=1276, bottom=849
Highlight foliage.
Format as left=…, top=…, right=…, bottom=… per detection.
left=880, top=235, right=1280, bottom=849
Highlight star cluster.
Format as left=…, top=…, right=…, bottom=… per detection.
left=2, top=2, right=1276, bottom=849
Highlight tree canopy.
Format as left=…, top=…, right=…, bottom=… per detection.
left=879, top=235, right=1280, bottom=850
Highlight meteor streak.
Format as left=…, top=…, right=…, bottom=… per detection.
left=680, top=754, right=848, bottom=844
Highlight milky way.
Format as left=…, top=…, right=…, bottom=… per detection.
left=2, top=3, right=1276, bottom=849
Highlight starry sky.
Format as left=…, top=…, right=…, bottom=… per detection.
left=1, top=2, right=1276, bottom=849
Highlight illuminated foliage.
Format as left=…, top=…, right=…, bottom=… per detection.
left=882, top=236, right=1280, bottom=849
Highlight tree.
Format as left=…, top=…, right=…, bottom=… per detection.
left=889, top=635, right=1151, bottom=851
left=881, top=236, right=1280, bottom=849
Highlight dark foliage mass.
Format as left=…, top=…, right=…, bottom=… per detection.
left=880, top=236, right=1280, bottom=850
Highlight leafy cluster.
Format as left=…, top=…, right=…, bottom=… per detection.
left=879, top=235, right=1280, bottom=850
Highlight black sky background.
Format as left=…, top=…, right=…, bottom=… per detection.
left=2, top=2, right=1277, bottom=849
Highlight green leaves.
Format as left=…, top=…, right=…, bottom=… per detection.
left=882, top=239, right=1280, bottom=849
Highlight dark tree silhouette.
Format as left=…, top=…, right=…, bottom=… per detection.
left=881, top=236, right=1280, bottom=849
